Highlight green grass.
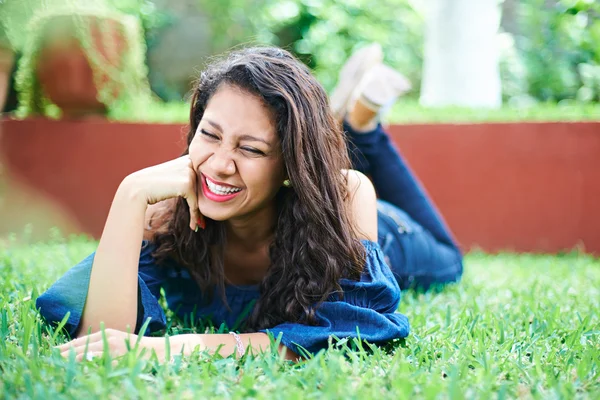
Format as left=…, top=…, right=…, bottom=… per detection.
left=1, top=235, right=599, bottom=399
left=386, top=101, right=600, bottom=124
left=106, top=98, right=600, bottom=124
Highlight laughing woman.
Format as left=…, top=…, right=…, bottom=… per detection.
left=36, top=46, right=460, bottom=361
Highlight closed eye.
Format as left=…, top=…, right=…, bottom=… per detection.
left=241, top=147, right=265, bottom=155
left=200, top=129, right=219, bottom=140
left=200, top=129, right=266, bottom=156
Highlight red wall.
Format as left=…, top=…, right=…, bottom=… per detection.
left=2, top=118, right=599, bottom=253
left=387, top=123, right=600, bottom=253
left=0, top=119, right=187, bottom=241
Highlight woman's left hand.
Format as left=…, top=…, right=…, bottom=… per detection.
left=55, top=328, right=165, bottom=362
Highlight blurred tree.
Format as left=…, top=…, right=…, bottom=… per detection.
left=174, top=0, right=600, bottom=105
left=516, top=0, right=600, bottom=103
left=196, top=0, right=423, bottom=93
left=420, top=0, right=504, bottom=108
left=144, top=0, right=210, bottom=101
left=106, top=0, right=172, bottom=48
left=500, top=0, right=519, bottom=36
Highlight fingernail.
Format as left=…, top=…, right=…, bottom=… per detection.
left=194, top=225, right=199, bottom=233
left=197, top=217, right=205, bottom=230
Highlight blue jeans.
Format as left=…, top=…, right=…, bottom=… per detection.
left=346, top=122, right=463, bottom=290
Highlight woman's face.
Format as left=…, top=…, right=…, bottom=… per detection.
left=189, top=84, right=285, bottom=222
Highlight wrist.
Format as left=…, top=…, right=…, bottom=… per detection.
left=118, top=174, right=149, bottom=208
left=170, top=334, right=206, bottom=356
left=229, top=332, right=246, bottom=357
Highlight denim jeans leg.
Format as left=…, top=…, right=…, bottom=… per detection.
left=344, top=121, right=460, bottom=251
left=344, top=121, right=463, bottom=289
left=377, top=200, right=463, bottom=290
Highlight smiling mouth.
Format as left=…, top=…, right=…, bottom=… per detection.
left=201, top=175, right=243, bottom=201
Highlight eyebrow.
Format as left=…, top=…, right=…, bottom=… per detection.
left=204, top=118, right=272, bottom=147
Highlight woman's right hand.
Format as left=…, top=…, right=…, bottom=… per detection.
left=121, top=155, right=203, bottom=231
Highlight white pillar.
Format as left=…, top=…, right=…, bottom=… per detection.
left=420, top=0, right=504, bottom=108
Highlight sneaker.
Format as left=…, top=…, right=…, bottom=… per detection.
left=345, top=64, right=412, bottom=132
left=329, top=43, right=383, bottom=120
left=359, top=63, right=412, bottom=112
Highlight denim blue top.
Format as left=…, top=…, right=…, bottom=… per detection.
left=36, top=238, right=409, bottom=355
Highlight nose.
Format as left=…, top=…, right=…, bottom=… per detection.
left=209, top=147, right=236, bottom=176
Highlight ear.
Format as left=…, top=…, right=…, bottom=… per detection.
left=282, top=169, right=291, bottom=187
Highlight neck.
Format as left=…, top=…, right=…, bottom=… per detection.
left=225, top=204, right=277, bottom=250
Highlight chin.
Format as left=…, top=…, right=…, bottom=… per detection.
left=205, top=213, right=231, bottom=222
left=199, top=208, right=232, bottom=222
left=196, top=202, right=234, bottom=221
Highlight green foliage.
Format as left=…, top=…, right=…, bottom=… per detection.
left=197, top=0, right=423, bottom=92
left=1, top=236, right=599, bottom=397
left=0, top=0, right=39, bottom=50
left=12, top=0, right=153, bottom=118
left=7, top=0, right=600, bottom=121
left=104, top=0, right=172, bottom=48
left=506, top=0, right=600, bottom=104
left=198, top=0, right=600, bottom=106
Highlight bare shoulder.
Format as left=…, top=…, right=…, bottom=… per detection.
left=143, top=198, right=176, bottom=240
left=342, top=169, right=378, bottom=242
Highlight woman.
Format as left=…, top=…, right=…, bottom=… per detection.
left=37, top=46, right=462, bottom=361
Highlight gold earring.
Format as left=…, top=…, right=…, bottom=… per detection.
left=283, top=179, right=291, bottom=187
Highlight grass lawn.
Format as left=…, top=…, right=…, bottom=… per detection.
left=1, top=236, right=599, bottom=399
left=105, top=98, right=600, bottom=125
left=386, top=101, right=600, bottom=124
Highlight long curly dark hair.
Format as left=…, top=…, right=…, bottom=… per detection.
left=152, top=47, right=366, bottom=331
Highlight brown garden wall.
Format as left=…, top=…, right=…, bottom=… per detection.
left=1, top=118, right=599, bottom=254
left=386, top=123, right=599, bottom=254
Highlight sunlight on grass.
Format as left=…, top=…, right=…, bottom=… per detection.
left=1, top=236, right=599, bottom=398
left=106, top=99, right=600, bottom=125
left=386, top=100, right=600, bottom=124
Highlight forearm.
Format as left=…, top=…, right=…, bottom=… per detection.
left=78, top=178, right=147, bottom=336
left=171, top=333, right=298, bottom=360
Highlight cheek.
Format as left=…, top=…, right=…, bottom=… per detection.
left=189, top=140, right=209, bottom=164
left=243, top=161, right=284, bottom=194
left=188, top=139, right=198, bottom=157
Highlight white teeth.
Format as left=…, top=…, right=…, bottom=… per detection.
left=206, top=178, right=242, bottom=196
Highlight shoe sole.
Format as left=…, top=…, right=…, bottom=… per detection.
left=329, top=43, right=383, bottom=120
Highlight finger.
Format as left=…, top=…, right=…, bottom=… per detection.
left=185, top=195, right=200, bottom=231
left=61, top=341, right=105, bottom=359
left=185, top=196, right=204, bottom=231
left=76, top=350, right=104, bottom=363
left=75, top=351, right=121, bottom=367
left=56, top=329, right=133, bottom=352
left=184, top=165, right=201, bottom=231
left=62, top=334, right=134, bottom=360
left=56, top=331, right=103, bottom=351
